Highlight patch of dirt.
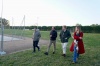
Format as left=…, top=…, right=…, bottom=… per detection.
left=3, top=37, right=49, bottom=54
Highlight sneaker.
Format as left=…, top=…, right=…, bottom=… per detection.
left=53, top=52, right=55, bottom=54
left=72, top=61, right=77, bottom=64
left=44, top=52, right=48, bottom=55
left=62, top=54, right=66, bottom=57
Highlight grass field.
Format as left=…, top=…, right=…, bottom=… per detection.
left=2, top=29, right=50, bottom=40
left=0, top=29, right=100, bottom=66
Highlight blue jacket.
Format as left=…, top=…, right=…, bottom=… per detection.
left=50, top=30, right=57, bottom=41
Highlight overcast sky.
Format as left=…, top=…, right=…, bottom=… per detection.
left=0, top=0, right=100, bottom=26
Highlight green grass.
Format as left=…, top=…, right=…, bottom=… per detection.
left=1, top=29, right=50, bottom=40
left=0, top=29, right=100, bottom=66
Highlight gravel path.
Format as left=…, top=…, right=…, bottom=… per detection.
left=3, top=37, right=49, bottom=54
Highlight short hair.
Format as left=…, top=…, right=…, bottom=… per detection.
left=52, top=26, right=55, bottom=29
left=63, top=25, right=67, bottom=29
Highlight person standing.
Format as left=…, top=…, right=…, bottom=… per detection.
left=60, top=25, right=71, bottom=57
left=44, top=27, right=57, bottom=55
left=70, top=26, right=85, bottom=63
left=32, top=28, right=41, bottom=53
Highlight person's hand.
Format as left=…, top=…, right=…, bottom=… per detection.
left=79, top=37, right=82, bottom=39
left=50, top=35, right=52, bottom=37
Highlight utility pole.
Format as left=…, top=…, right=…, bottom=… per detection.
left=37, top=17, right=39, bottom=29
left=21, top=15, right=25, bottom=39
left=11, top=17, right=14, bottom=41
left=0, top=0, right=6, bottom=55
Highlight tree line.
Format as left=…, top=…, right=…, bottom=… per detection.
left=9, top=25, right=100, bottom=33
left=1, top=17, right=100, bottom=33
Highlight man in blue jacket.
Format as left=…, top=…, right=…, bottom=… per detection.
left=60, top=25, right=71, bottom=57
left=44, top=27, right=57, bottom=55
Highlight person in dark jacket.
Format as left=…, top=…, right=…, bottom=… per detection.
left=32, top=28, right=41, bottom=53
left=60, top=25, right=71, bottom=57
left=44, top=27, right=57, bottom=55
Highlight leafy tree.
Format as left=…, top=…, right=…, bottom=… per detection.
left=91, top=24, right=100, bottom=26
left=0, top=18, right=10, bottom=27
left=76, top=23, right=82, bottom=26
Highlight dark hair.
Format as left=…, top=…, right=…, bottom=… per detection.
left=52, top=26, right=55, bottom=29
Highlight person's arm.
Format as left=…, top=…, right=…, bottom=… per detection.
left=52, top=31, right=57, bottom=38
left=50, top=31, right=52, bottom=37
left=37, top=31, right=41, bottom=39
left=79, top=32, right=83, bottom=39
left=67, top=31, right=71, bottom=39
left=32, top=32, right=34, bottom=39
left=65, top=31, right=71, bottom=39
left=39, top=32, right=41, bottom=38
left=71, top=33, right=74, bottom=39
left=56, top=31, right=57, bottom=38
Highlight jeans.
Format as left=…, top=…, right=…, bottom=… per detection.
left=73, top=46, right=79, bottom=62
left=33, top=40, right=40, bottom=52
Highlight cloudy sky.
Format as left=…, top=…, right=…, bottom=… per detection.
left=0, top=0, right=100, bottom=26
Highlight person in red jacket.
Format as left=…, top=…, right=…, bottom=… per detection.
left=70, top=26, right=85, bottom=63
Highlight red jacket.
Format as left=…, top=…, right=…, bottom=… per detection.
left=70, top=32, right=85, bottom=54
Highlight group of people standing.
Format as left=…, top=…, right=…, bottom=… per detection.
left=32, top=25, right=85, bottom=63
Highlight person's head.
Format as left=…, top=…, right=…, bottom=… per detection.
left=62, top=25, right=67, bottom=31
left=75, top=26, right=81, bottom=32
left=52, top=26, right=55, bottom=30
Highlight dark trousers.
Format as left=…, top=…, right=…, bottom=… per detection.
left=33, top=40, right=40, bottom=52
